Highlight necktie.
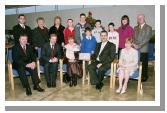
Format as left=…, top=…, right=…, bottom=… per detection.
left=23, top=46, right=26, bottom=55
left=51, top=45, right=54, bottom=58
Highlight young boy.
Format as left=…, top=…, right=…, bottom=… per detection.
left=92, top=20, right=103, bottom=43
left=80, top=27, right=97, bottom=54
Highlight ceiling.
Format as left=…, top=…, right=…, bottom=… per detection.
left=5, top=5, right=36, bottom=9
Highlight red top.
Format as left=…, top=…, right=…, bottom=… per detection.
left=64, top=27, right=75, bottom=45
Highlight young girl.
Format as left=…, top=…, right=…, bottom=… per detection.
left=64, top=19, right=75, bottom=45
left=64, top=35, right=81, bottom=87
left=108, top=22, right=119, bottom=54
left=116, top=38, right=138, bottom=94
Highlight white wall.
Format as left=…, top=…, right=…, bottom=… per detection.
left=5, top=5, right=155, bottom=30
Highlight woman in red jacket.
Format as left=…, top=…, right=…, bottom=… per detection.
left=64, top=19, right=75, bottom=45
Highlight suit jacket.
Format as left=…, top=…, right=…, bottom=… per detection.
left=134, top=24, right=152, bottom=53
left=32, top=27, right=49, bottom=47
left=49, top=25, right=65, bottom=45
left=12, top=44, right=36, bottom=68
left=91, top=41, right=116, bottom=65
left=13, top=24, right=32, bottom=45
left=41, top=42, right=62, bottom=65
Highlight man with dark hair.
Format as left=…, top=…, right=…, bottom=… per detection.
left=41, top=34, right=62, bottom=88
left=88, top=30, right=116, bottom=91
left=13, top=14, right=32, bottom=45
left=75, top=13, right=91, bottom=45
left=12, top=34, right=44, bottom=96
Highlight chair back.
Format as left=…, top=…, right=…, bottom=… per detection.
left=37, top=48, right=42, bottom=59
left=7, top=49, right=13, bottom=63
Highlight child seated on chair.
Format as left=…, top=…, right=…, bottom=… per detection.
left=64, top=35, right=82, bottom=87
left=116, top=38, right=138, bottom=94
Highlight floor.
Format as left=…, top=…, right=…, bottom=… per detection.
left=5, top=64, right=155, bottom=101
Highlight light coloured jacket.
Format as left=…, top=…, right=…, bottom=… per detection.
left=134, top=24, right=152, bottom=53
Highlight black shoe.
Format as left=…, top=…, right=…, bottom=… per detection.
left=47, top=82, right=51, bottom=88
left=69, top=77, right=73, bottom=87
left=33, top=85, right=45, bottom=92
left=96, top=82, right=104, bottom=92
left=52, top=82, right=56, bottom=87
left=26, top=87, right=32, bottom=96
left=73, top=75, right=77, bottom=86
left=142, top=76, right=148, bottom=82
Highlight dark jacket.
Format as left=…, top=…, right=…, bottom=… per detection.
left=32, top=27, right=49, bottom=48
left=91, top=41, right=116, bottom=65
left=41, top=42, right=62, bottom=65
left=49, top=25, right=65, bottom=45
left=12, top=44, right=36, bottom=68
left=13, top=24, right=32, bottom=45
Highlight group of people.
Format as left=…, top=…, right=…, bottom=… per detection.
left=11, top=12, right=152, bottom=96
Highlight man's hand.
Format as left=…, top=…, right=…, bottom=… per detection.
left=97, top=63, right=102, bottom=68
left=52, top=57, right=58, bottom=63
left=26, top=62, right=36, bottom=69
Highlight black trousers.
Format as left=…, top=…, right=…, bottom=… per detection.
left=118, top=48, right=123, bottom=59
left=16, top=66, right=40, bottom=88
left=140, top=53, right=148, bottom=79
left=44, top=63, right=58, bottom=84
left=88, top=61, right=110, bottom=85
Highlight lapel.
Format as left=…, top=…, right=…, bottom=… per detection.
left=99, top=41, right=109, bottom=56
left=19, top=44, right=27, bottom=56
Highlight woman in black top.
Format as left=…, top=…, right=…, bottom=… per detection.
left=49, top=16, right=65, bottom=47
left=32, top=17, right=49, bottom=49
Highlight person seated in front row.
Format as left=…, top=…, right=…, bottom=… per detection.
left=12, top=34, right=44, bottom=96
left=64, top=35, right=82, bottom=87
left=116, top=38, right=138, bottom=94
left=88, top=30, right=116, bottom=91
left=41, top=34, right=62, bottom=88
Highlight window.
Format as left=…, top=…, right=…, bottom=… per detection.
left=5, top=8, right=16, bottom=15
left=35, top=5, right=56, bottom=12
left=18, top=6, right=35, bottom=14
left=58, top=5, right=83, bottom=10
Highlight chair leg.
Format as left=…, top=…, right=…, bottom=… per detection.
left=82, top=61, right=85, bottom=85
left=59, top=60, right=63, bottom=86
left=110, top=63, right=113, bottom=88
left=9, top=64, right=14, bottom=91
left=36, top=59, right=41, bottom=79
left=87, top=61, right=91, bottom=85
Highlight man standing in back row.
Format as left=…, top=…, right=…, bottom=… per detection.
left=133, top=14, right=152, bottom=82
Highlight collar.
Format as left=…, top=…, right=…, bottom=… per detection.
left=86, top=36, right=92, bottom=40
left=19, top=23, right=25, bottom=28
left=140, top=23, right=145, bottom=29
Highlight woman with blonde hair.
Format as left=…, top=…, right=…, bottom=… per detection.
left=116, top=38, right=138, bottom=94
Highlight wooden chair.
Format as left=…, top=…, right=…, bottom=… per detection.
left=83, top=60, right=115, bottom=87
left=37, top=48, right=67, bottom=86
left=111, top=52, right=143, bottom=95
left=7, top=49, right=40, bottom=91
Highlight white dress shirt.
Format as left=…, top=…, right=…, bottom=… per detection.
left=96, top=41, right=108, bottom=61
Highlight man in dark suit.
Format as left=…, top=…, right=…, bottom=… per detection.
left=13, top=14, right=32, bottom=45
left=88, top=30, right=116, bottom=91
left=133, top=14, right=152, bottom=82
left=41, top=34, right=62, bottom=88
left=12, top=34, right=44, bottom=96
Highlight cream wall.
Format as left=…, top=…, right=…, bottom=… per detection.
left=5, top=5, right=155, bottom=30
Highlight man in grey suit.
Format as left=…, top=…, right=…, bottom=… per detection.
left=133, top=14, right=152, bottom=82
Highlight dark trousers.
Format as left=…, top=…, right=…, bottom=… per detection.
left=88, top=61, right=110, bottom=85
left=16, top=66, right=40, bottom=88
left=118, top=48, right=123, bottom=59
left=44, top=63, right=58, bottom=84
left=140, top=53, right=148, bottom=79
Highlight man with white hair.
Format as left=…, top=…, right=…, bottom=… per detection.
left=133, top=14, right=152, bottom=82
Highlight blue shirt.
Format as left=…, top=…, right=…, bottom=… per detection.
left=81, top=35, right=97, bottom=53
